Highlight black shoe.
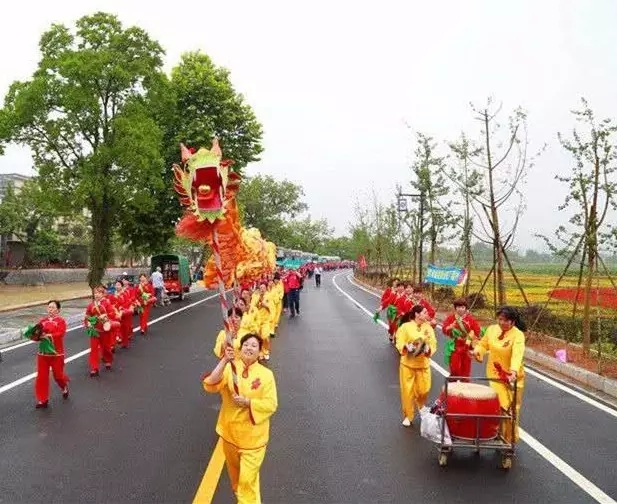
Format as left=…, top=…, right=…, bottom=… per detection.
left=35, top=401, right=48, bottom=409
left=62, top=386, right=69, bottom=399
left=270, top=333, right=276, bottom=339
left=90, top=370, right=99, bottom=377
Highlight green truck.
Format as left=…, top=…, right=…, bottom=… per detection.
left=150, top=254, right=192, bottom=300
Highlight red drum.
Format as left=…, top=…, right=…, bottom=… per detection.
left=441, top=382, right=501, bottom=440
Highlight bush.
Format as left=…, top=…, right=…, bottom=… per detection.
left=433, top=287, right=456, bottom=304
left=466, top=292, right=487, bottom=310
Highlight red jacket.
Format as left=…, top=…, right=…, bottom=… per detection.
left=442, top=312, right=481, bottom=338
left=38, top=315, right=67, bottom=355
left=84, top=299, right=114, bottom=333
left=135, top=283, right=155, bottom=307
left=287, top=272, right=301, bottom=290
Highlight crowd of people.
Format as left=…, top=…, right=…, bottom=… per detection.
left=375, top=278, right=525, bottom=444
left=30, top=273, right=158, bottom=409
left=202, top=266, right=313, bottom=503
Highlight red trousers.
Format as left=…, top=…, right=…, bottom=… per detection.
left=35, top=354, right=69, bottom=402
left=139, top=305, right=151, bottom=332
left=450, top=344, right=472, bottom=381
left=121, top=315, right=133, bottom=347
left=89, top=332, right=113, bottom=371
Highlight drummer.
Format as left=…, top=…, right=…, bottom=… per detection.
left=473, top=306, right=526, bottom=443
left=442, top=298, right=482, bottom=381
left=394, top=304, right=437, bottom=427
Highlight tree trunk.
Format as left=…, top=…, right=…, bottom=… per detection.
left=484, top=110, right=507, bottom=306
left=582, top=244, right=595, bottom=354
left=87, top=199, right=112, bottom=289
left=463, top=217, right=472, bottom=296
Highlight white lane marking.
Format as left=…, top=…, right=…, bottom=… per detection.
left=1, top=290, right=206, bottom=353
left=332, top=272, right=617, bottom=504
left=345, top=274, right=617, bottom=420
left=0, top=292, right=220, bottom=395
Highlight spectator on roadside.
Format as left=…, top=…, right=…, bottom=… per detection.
left=151, top=267, right=164, bottom=307
left=314, top=265, right=323, bottom=287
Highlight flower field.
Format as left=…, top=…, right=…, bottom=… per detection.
left=456, top=267, right=617, bottom=317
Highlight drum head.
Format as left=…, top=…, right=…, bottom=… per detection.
left=409, top=338, right=426, bottom=357
left=447, top=381, right=497, bottom=400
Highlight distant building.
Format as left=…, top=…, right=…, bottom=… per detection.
left=0, top=174, right=32, bottom=266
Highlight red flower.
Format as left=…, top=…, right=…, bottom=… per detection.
left=251, top=378, right=261, bottom=390
left=188, top=147, right=196, bottom=154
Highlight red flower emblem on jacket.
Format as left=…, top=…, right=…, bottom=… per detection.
left=251, top=378, right=261, bottom=390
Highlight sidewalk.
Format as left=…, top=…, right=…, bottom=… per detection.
left=352, top=275, right=617, bottom=404
left=0, top=283, right=207, bottom=347
left=0, top=282, right=92, bottom=312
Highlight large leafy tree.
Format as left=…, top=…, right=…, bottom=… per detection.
left=0, top=12, right=166, bottom=287
left=237, top=174, right=307, bottom=244
left=121, top=51, right=265, bottom=255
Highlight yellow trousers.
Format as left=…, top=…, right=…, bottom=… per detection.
left=222, top=439, right=267, bottom=504
left=272, top=301, right=282, bottom=330
left=399, top=365, right=431, bottom=419
left=491, top=380, right=524, bottom=443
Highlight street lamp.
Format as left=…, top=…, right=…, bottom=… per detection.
left=397, top=191, right=425, bottom=284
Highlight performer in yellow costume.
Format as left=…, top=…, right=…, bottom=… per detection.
left=474, top=306, right=525, bottom=443
left=203, top=334, right=278, bottom=504
left=213, top=307, right=247, bottom=359
left=250, top=283, right=273, bottom=360
left=268, top=276, right=284, bottom=334
left=394, top=305, right=437, bottom=427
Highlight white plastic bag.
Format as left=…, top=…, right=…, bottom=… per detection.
left=420, top=406, right=452, bottom=446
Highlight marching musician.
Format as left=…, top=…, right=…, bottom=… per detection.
left=84, top=285, right=115, bottom=376
left=410, top=285, right=437, bottom=328
left=270, top=274, right=284, bottom=333
left=203, top=334, right=278, bottom=504
left=394, top=305, right=437, bottom=427
left=114, top=280, right=134, bottom=349
left=473, top=306, right=526, bottom=443
left=34, top=300, right=70, bottom=408
left=442, top=298, right=482, bottom=381
left=135, top=273, right=156, bottom=335
left=251, top=283, right=273, bottom=361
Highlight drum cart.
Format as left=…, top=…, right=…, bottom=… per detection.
left=437, top=376, right=518, bottom=470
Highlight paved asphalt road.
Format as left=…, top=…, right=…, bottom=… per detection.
left=0, top=272, right=616, bottom=503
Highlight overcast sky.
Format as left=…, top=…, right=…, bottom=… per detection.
left=1, top=0, right=616, bottom=252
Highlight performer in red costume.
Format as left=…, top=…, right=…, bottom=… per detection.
left=135, top=273, right=156, bottom=335
left=442, top=298, right=482, bottom=381
left=34, top=300, right=70, bottom=409
left=84, top=285, right=115, bottom=376
left=106, top=282, right=124, bottom=352
left=410, top=285, right=437, bottom=328
left=121, top=275, right=136, bottom=343
left=113, top=280, right=133, bottom=348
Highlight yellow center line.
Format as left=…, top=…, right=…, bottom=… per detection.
left=193, top=437, right=226, bottom=504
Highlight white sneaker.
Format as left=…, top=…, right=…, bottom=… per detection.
left=402, top=417, right=411, bottom=427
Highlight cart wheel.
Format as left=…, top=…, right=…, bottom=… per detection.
left=438, top=452, right=448, bottom=467
left=501, top=455, right=512, bottom=470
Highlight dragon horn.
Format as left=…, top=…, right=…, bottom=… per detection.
left=211, top=137, right=222, bottom=157
left=180, top=143, right=192, bottom=163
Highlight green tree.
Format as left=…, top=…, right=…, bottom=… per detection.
left=116, top=51, right=264, bottom=255
left=237, top=174, right=307, bottom=243
left=0, top=12, right=166, bottom=287
left=284, top=216, right=333, bottom=251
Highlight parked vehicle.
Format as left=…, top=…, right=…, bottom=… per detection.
left=150, top=254, right=192, bottom=300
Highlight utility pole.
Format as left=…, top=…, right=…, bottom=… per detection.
left=397, top=190, right=425, bottom=284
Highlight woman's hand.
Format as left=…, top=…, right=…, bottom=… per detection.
left=508, top=371, right=518, bottom=384
left=232, top=394, right=250, bottom=408
left=405, top=342, right=417, bottom=353
left=223, top=345, right=235, bottom=362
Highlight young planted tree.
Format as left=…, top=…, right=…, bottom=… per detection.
left=550, top=99, right=617, bottom=353
left=0, top=13, right=166, bottom=287
left=465, top=99, right=539, bottom=306
left=447, top=133, right=483, bottom=295
left=410, top=133, right=458, bottom=287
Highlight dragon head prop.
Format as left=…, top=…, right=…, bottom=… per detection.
left=173, top=138, right=235, bottom=222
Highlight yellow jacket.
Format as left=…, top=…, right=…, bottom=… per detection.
left=203, top=359, right=278, bottom=449
left=474, top=324, right=525, bottom=380
left=395, top=321, right=437, bottom=369
left=213, top=329, right=247, bottom=359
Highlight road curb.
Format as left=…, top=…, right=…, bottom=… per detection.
left=350, top=274, right=617, bottom=401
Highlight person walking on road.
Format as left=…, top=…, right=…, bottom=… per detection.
left=203, top=334, right=278, bottom=504
left=473, top=306, right=526, bottom=443
left=151, top=266, right=164, bottom=306
left=394, top=305, right=437, bottom=427
left=34, top=300, right=70, bottom=408
left=314, top=265, right=322, bottom=287
left=287, top=269, right=302, bottom=317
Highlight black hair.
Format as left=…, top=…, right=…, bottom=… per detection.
left=240, top=332, right=263, bottom=350
left=399, top=304, right=425, bottom=325
left=273, top=272, right=281, bottom=280
left=496, top=305, right=527, bottom=332
left=48, top=299, right=61, bottom=310
left=453, top=298, right=469, bottom=308
left=227, top=307, right=243, bottom=318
